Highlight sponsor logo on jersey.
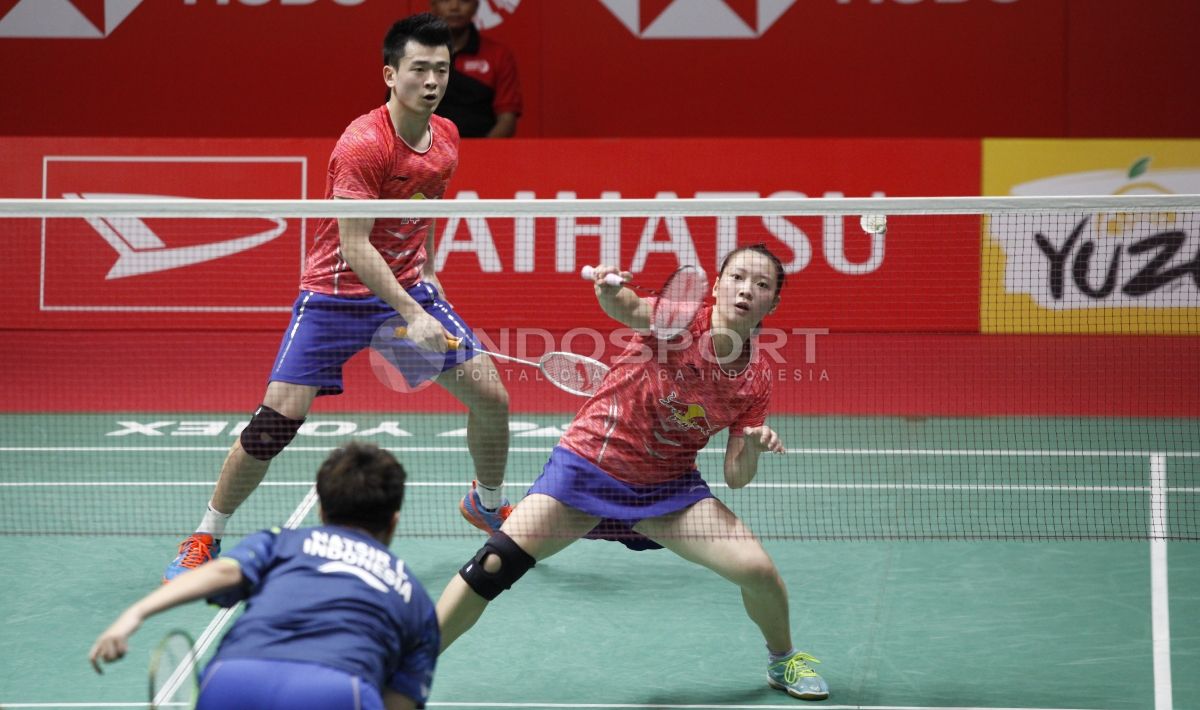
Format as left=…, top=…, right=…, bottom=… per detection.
left=658, top=391, right=712, bottom=434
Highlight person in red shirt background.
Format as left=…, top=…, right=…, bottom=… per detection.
left=430, top=0, right=522, bottom=138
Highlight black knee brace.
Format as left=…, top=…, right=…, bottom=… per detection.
left=459, top=531, right=536, bottom=601
left=239, top=405, right=304, bottom=461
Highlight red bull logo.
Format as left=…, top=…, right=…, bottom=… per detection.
left=659, top=392, right=712, bottom=435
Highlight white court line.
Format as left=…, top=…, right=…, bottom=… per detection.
left=441, top=706, right=1103, bottom=710
left=424, top=705, right=1104, bottom=710
left=6, top=480, right=1200, bottom=494
left=0, top=481, right=529, bottom=488
left=0, top=446, right=562, bottom=453
left=2, top=445, right=1200, bottom=457
left=0, top=703, right=1111, bottom=709
left=1150, top=453, right=1173, bottom=710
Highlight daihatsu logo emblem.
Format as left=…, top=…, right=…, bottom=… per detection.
left=0, top=0, right=144, bottom=38
left=597, top=0, right=796, bottom=38
left=65, top=193, right=287, bottom=279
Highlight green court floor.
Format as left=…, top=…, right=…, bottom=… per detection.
left=1, top=413, right=1197, bottom=709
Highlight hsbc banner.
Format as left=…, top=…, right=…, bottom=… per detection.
left=3, top=1, right=1195, bottom=141
left=982, top=139, right=1200, bottom=334
left=0, top=136, right=980, bottom=332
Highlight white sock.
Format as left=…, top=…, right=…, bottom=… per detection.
left=475, top=481, right=504, bottom=510
left=769, top=646, right=797, bottom=663
left=197, top=502, right=231, bottom=539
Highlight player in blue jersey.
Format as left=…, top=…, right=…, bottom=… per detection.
left=89, top=442, right=438, bottom=710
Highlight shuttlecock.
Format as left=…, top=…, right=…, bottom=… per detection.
left=859, top=214, right=888, bottom=234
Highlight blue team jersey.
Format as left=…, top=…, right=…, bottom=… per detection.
left=207, top=525, right=438, bottom=705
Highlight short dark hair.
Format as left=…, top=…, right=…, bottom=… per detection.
left=316, top=442, right=407, bottom=536
left=718, top=243, right=786, bottom=297
left=383, top=13, right=452, bottom=68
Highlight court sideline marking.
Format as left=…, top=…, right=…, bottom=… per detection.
left=4, top=445, right=1200, bottom=457
left=1150, top=454, right=1173, bottom=710
left=0, top=702, right=1115, bottom=709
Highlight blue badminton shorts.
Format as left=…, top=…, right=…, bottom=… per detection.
left=197, top=657, right=386, bottom=710
left=269, top=283, right=480, bottom=395
left=527, top=446, right=715, bottom=551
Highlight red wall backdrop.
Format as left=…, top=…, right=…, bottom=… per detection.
left=0, top=0, right=1196, bottom=139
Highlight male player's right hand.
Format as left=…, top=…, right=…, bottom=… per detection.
left=404, top=312, right=452, bottom=353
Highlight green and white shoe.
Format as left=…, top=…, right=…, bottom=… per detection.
left=767, top=651, right=829, bottom=701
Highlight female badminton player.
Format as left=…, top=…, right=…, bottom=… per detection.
left=434, top=244, right=830, bottom=701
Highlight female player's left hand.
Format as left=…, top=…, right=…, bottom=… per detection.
left=743, top=425, right=786, bottom=455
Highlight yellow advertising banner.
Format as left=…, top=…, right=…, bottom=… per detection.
left=982, top=140, right=1200, bottom=333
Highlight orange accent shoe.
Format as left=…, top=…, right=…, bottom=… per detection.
left=163, top=533, right=220, bottom=583
left=459, top=481, right=512, bottom=533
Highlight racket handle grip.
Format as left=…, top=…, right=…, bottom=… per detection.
left=393, top=327, right=463, bottom=350
left=580, top=265, right=624, bottom=286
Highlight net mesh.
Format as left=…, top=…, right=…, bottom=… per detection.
left=651, top=264, right=709, bottom=339
left=1, top=196, right=1197, bottom=541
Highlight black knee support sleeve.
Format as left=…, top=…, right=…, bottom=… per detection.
left=239, top=405, right=304, bottom=461
left=459, top=531, right=536, bottom=601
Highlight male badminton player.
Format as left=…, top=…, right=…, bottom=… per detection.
left=92, top=442, right=438, bottom=710
left=164, top=13, right=511, bottom=581
left=435, top=245, right=830, bottom=701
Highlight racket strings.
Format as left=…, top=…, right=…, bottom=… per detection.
left=539, top=353, right=609, bottom=397
left=652, top=266, right=709, bottom=339
left=150, top=632, right=198, bottom=707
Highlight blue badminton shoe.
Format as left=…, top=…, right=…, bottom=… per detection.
left=163, top=533, right=221, bottom=583
left=459, top=481, right=512, bottom=534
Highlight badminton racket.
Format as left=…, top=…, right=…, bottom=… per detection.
left=148, top=629, right=199, bottom=709
left=388, top=327, right=610, bottom=398
left=581, top=264, right=709, bottom=340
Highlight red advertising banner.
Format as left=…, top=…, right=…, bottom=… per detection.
left=1, top=137, right=325, bottom=330
left=0, top=136, right=980, bottom=332
left=0, top=1, right=1196, bottom=140
left=445, top=138, right=981, bottom=332
left=41, top=156, right=307, bottom=313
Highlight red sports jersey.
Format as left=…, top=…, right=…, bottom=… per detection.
left=559, top=305, right=772, bottom=486
left=300, top=106, right=460, bottom=296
